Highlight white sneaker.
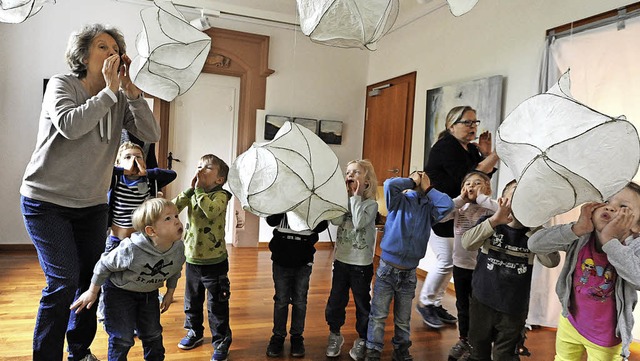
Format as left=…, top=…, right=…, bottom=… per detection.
left=326, top=332, right=344, bottom=357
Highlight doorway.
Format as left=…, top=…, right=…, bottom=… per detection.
left=165, top=73, right=240, bottom=244
left=362, top=72, right=416, bottom=183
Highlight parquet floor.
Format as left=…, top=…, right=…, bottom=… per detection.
left=1, top=244, right=638, bottom=360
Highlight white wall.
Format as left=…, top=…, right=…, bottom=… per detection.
left=0, top=0, right=368, bottom=245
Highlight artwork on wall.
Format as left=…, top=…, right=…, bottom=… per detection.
left=264, top=115, right=291, bottom=140
left=318, top=120, right=343, bottom=145
left=293, top=117, right=318, bottom=134
left=424, top=75, right=503, bottom=189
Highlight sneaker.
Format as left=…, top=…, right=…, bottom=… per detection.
left=392, top=343, right=413, bottom=361
left=326, top=332, right=344, bottom=357
left=349, top=338, right=366, bottom=361
left=290, top=335, right=305, bottom=358
left=416, top=304, right=444, bottom=329
left=78, top=354, right=100, bottom=361
left=212, top=346, right=229, bottom=361
left=364, top=348, right=381, bottom=361
left=435, top=305, right=458, bottom=324
left=178, top=329, right=204, bottom=350
left=266, top=335, right=285, bottom=357
left=448, top=339, right=471, bottom=359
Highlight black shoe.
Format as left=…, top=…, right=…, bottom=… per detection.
left=416, top=304, right=444, bottom=329
left=364, top=348, right=381, bottom=361
left=434, top=305, right=458, bottom=324
left=392, top=342, right=413, bottom=361
left=266, top=335, right=285, bottom=357
left=290, top=335, right=305, bottom=358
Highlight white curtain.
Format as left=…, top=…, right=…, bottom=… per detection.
left=533, top=12, right=640, bottom=335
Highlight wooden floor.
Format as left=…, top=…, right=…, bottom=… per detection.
left=1, top=244, right=638, bottom=360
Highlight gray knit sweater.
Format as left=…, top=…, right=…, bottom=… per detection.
left=21, top=74, right=160, bottom=208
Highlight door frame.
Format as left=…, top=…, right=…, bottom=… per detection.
left=363, top=72, right=416, bottom=178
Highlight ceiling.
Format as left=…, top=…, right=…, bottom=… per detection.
left=144, top=0, right=448, bottom=29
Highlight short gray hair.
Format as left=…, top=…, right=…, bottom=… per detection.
left=65, top=24, right=126, bottom=78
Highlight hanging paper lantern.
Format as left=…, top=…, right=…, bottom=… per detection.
left=0, top=0, right=53, bottom=23
left=228, top=121, right=348, bottom=231
left=296, top=0, right=399, bottom=50
left=129, top=0, right=211, bottom=102
left=496, top=71, right=640, bottom=227
left=446, top=0, right=479, bottom=17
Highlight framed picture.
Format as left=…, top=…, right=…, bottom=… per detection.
left=264, top=115, right=291, bottom=140
left=318, top=120, right=343, bottom=144
left=424, top=75, right=503, bottom=190
left=293, top=117, right=318, bottom=134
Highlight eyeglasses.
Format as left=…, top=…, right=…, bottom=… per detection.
left=453, top=120, right=481, bottom=127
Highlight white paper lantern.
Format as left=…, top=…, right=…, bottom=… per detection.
left=296, top=0, right=399, bottom=50
left=129, top=0, right=211, bottom=102
left=228, top=121, right=348, bottom=231
left=447, top=0, right=479, bottom=17
left=0, top=0, right=53, bottom=23
left=496, top=71, right=640, bottom=227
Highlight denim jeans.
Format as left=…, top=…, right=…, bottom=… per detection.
left=272, top=262, right=312, bottom=337
left=103, top=282, right=164, bottom=361
left=183, top=262, right=232, bottom=351
left=21, top=196, right=108, bottom=361
left=453, top=266, right=474, bottom=338
left=366, top=259, right=417, bottom=352
left=325, top=260, right=373, bottom=339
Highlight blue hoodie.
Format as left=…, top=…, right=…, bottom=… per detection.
left=380, top=177, right=454, bottom=269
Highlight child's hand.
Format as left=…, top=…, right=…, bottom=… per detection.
left=346, top=179, right=357, bottom=196
left=191, top=169, right=201, bottom=189
left=420, top=172, right=431, bottom=193
left=571, top=202, right=602, bottom=237
left=599, top=207, right=635, bottom=245
left=460, top=187, right=472, bottom=203
left=409, top=171, right=421, bottom=188
left=488, top=197, right=512, bottom=228
left=134, top=158, right=147, bottom=176
left=69, top=289, right=99, bottom=314
left=160, top=293, right=174, bottom=313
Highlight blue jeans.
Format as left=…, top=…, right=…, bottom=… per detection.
left=325, top=260, right=373, bottom=339
left=103, top=282, right=164, bottom=361
left=21, top=196, right=108, bottom=361
left=183, top=262, right=232, bottom=351
left=366, top=259, right=417, bottom=352
left=272, top=263, right=312, bottom=337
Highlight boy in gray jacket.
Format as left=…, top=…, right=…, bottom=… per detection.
left=529, top=183, right=640, bottom=360
left=71, top=198, right=186, bottom=360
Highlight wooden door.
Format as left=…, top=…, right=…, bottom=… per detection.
left=363, top=72, right=416, bottom=183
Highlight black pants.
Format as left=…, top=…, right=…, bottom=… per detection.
left=453, top=266, right=473, bottom=339
left=325, top=260, right=374, bottom=339
left=183, top=262, right=232, bottom=351
left=468, top=296, right=527, bottom=361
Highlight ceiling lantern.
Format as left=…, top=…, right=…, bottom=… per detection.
left=296, top=0, right=399, bottom=50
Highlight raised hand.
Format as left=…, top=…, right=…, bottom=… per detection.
left=477, top=130, right=492, bottom=157
left=599, top=207, right=635, bottom=245
left=571, top=202, right=603, bottom=237
left=119, top=53, right=142, bottom=99
left=102, top=53, right=121, bottom=94
left=489, top=196, right=513, bottom=227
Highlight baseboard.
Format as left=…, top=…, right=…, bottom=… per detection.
left=0, top=244, right=36, bottom=253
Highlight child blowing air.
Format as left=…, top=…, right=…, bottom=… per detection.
left=173, top=154, right=233, bottom=361
left=70, top=198, right=185, bottom=359
left=364, top=171, right=454, bottom=361
left=529, top=183, right=640, bottom=360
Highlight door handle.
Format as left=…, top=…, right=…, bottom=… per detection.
left=388, top=168, right=399, bottom=174
left=167, top=152, right=181, bottom=170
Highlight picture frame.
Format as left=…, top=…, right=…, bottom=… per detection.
left=318, top=120, right=343, bottom=145
left=293, top=117, right=318, bottom=134
left=264, top=115, right=291, bottom=140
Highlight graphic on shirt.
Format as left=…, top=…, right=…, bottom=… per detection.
left=576, top=257, right=616, bottom=302
left=338, top=213, right=368, bottom=250
left=141, top=259, right=174, bottom=277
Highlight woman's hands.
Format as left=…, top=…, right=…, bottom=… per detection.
left=102, top=53, right=142, bottom=99
left=477, top=130, right=492, bottom=157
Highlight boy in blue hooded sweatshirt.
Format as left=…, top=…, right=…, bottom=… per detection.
left=365, top=171, right=454, bottom=361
